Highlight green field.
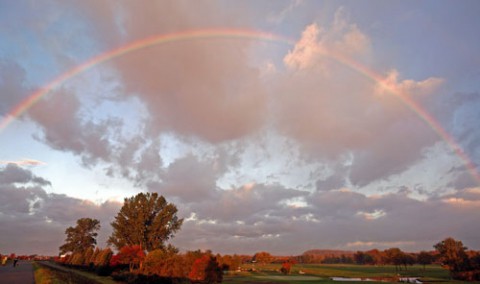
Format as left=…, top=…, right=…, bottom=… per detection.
left=222, top=264, right=479, bottom=284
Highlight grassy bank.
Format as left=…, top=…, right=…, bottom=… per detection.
left=33, top=262, right=63, bottom=284
left=34, top=261, right=117, bottom=284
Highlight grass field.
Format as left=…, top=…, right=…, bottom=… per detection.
left=222, top=263, right=479, bottom=284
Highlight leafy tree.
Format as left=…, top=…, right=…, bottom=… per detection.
left=108, top=192, right=183, bottom=252
left=204, top=256, right=223, bottom=283
left=218, top=254, right=242, bottom=271
left=253, top=251, right=273, bottom=265
left=89, top=247, right=100, bottom=266
left=70, top=252, right=84, bottom=266
left=93, top=248, right=113, bottom=276
left=143, top=247, right=187, bottom=277
left=59, top=218, right=100, bottom=255
left=471, top=252, right=480, bottom=270
left=83, top=247, right=94, bottom=266
left=281, top=261, right=293, bottom=274
left=417, top=251, right=434, bottom=271
left=401, top=253, right=415, bottom=270
left=189, top=255, right=222, bottom=283
left=366, top=249, right=384, bottom=265
left=116, top=245, right=146, bottom=272
left=94, top=248, right=113, bottom=267
left=434, top=237, right=470, bottom=273
left=354, top=251, right=374, bottom=265
left=384, top=248, right=405, bottom=271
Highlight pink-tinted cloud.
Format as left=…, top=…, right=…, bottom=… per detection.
left=0, top=159, right=47, bottom=166
left=276, top=12, right=443, bottom=185
left=3, top=2, right=480, bottom=256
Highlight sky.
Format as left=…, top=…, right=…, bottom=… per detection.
left=1, top=0, right=480, bottom=256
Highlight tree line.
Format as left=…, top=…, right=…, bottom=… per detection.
left=57, top=192, right=480, bottom=282
left=296, top=239, right=480, bottom=280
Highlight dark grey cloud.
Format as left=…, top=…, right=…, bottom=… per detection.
left=1, top=164, right=480, bottom=255
left=147, top=154, right=217, bottom=204
left=171, top=185, right=480, bottom=254
left=29, top=90, right=118, bottom=165
left=0, top=165, right=120, bottom=255
left=316, top=163, right=349, bottom=191
left=0, top=164, right=51, bottom=186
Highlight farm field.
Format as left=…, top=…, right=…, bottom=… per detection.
left=223, top=264, right=479, bottom=284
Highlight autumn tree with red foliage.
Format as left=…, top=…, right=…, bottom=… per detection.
left=189, top=254, right=222, bottom=283
left=280, top=260, right=295, bottom=275
left=109, top=254, right=121, bottom=267
left=116, top=245, right=146, bottom=272
left=252, top=251, right=273, bottom=265
left=143, top=246, right=188, bottom=278
left=434, top=237, right=470, bottom=273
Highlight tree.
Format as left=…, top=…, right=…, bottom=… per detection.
left=417, top=251, right=434, bottom=271
left=401, top=253, right=415, bottom=270
left=281, top=260, right=293, bottom=274
left=94, top=248, right=113, bottom=267
left=116, top=245, right=146, bottom=272
left=83, top=247, right=94, bottom=267
left=189, top=255, right=223, bottom=283
left=366, top=249, right=384, bottom=265
left=354, top=251, right=374, bottom=265
left=434, top=237, right=470, bottom=273
left=59, top=218, right=100, bottom=255
left=70, top=252, right=85, bottom=266
left=218, top=254, right=242, bottom=271
left=143, top=247, right=187, bottom=278
left=253, top=251, right=273, bottom=265
left=384, top=248, right=404, bottom=271
left=108, top=192, right=183, bottom=252
left=89, top=247, right=100, bottom=266
left=471, top=252, right=480, bottom=270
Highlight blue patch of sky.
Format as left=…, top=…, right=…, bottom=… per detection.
left=2, top=2, right=106, bottom=89
left=0, top=118, right=127, bottom=202
left=215, top=131, right=325, bottom=191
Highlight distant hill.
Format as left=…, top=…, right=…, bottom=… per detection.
left=302, top=249, right=355, bottom=256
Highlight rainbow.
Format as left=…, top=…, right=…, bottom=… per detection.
left=0, top=29, right=291, bottom=131
left=1, top=28, right=479, bottom=185
left=326, top=50, right=480, bottom=185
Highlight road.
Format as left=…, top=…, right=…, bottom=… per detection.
left=0, top=260, right=35, bottom=284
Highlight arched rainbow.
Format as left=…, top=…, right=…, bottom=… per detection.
left=1, top=28, right=478, bottom=185
left=0, top=29, right=290, bottom=131
left=327, top=50, right=480, bottom=185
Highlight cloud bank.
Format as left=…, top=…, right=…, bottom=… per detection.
left=1, top=2, right=480, bottom=255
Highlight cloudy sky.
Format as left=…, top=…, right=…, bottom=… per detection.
left=1, top=0, right=480, bottom=256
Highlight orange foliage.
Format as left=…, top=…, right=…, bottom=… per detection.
left=188, top=255, right=222, bottom=283
left=116, top=245, right=145, bottom=272
left=189, top=255, right=210, bottom=281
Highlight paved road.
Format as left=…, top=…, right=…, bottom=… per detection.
left=0, top=260, right=35, bottom=284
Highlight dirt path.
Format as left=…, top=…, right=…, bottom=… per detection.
left=0, top=260, right=35, bottom=284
